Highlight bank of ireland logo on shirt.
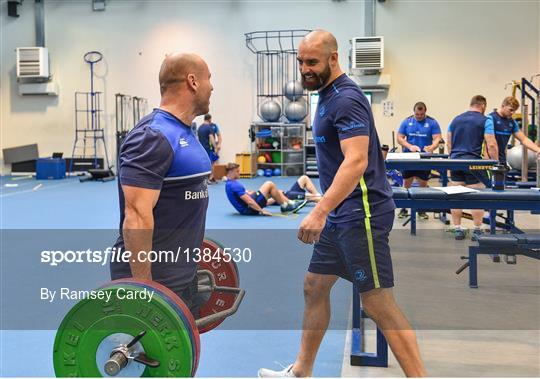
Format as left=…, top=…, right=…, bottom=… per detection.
left=342, top=121, right=366, bottom=131
left=185, top=188, right=209, bottom=200
left=179, top=138, right=189, bottom=147
left=319, top=105, right=326, bottom=117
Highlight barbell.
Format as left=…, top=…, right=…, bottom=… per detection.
left=53, top=238, right=244, bottom=377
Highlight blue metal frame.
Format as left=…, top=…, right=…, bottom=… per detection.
left=387, top=159, right=500, bottom=226
left=70, top=51, right=111, bottom=172
left=468, top=242, right=540, bottom=288
left=393, top=198, right=540, bottom=235
left=350, top=285, right=388, bottom=367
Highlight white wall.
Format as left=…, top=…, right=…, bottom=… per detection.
left=0, top=0, right=364, bottom=174
left=2, top=1, right=539, bottom=176
left=371, top=1, right=540, bottom=147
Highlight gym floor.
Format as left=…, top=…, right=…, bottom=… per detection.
left=1, top=175, right=539, bottom=377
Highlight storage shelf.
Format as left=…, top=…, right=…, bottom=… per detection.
left=305, top=140, right=317, bottom=176
left=258, top=149, right=303, bottom=152
left=253, top=122, right=305, bottom=127
left=251, top=122, right=306, bottom=176
left=257, top=162, right=304, bottom=166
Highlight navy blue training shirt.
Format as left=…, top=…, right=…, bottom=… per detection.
left=398, top=116, right=441, bottom=151
left=448, top=111, right=494, bottom=159
left=488, top=111, right=519, bottom=164
left=112, top=109, right=212, bottom=293
left=225, top=180, right=250, bottom=214
left=312, top=73, right=395, bottom=222
left=197, top=122, right=219, bottom=152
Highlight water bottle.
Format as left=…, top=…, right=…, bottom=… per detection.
left=491, top=165, right=508, bottom=191
left=438, top=139, right=445, bottom=155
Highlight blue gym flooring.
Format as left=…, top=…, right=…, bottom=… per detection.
left=0, top=175, right=349, bottom=377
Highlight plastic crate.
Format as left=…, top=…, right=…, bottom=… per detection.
left=36, top=158, right=66, bottom=180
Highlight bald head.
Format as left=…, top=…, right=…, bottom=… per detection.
left=159, top=53, right=207, bottom=96
left=158, top=53, right=213, bottom=123
left=300, top=29, right=338, bottom=56
left=297, top=29, right=342, bottom=91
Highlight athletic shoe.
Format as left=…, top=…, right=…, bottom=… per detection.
left=292, top=199, right=308, bottom=213
left=454, top=229, right=466, bottom=240
left=258, top=364, right=296, bottom=378
left=418, top=212, right=429, bottom=220
left=398, top=208, right=409, bottom=219
left=471, top=229, right=483, bottom=241
left=281, top=199, right=308, bottom=214
left=504, top=254, right=516, bottom=264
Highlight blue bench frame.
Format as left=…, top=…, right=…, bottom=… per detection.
left=393, top=189, right=540, bottom=235
left=350, top=285, right=388, bottom=367
left=467, top=236, right=540, bottom=288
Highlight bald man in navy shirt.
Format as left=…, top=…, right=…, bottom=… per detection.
left=259, top=30, right=425, bottom=378
left=111, top=53, right=214, bottom=314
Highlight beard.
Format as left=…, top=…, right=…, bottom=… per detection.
left=300, top=64, right=332, bottom=91
left=195, top=94, right=210, bottom=116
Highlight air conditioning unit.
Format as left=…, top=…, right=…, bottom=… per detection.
left=18, top=82, right=58, bottom=96
left=16, top=47, right=50, bottom=81
left=350, top=36, right=384, bottom=73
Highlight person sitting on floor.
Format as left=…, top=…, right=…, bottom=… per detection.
left=225, top=163, right=320, bottom=216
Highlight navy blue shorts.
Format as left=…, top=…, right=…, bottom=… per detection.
left=240, top=191, right=268, bottom=215
left=284, top=181, right=306, bottom=200
left=450, top=170, right=489, bottom=186
left=402, top=170, right=430, bottom=181
left=205, top=148, right=219, bottom=163
left=309, top=211, right=395, bottom=293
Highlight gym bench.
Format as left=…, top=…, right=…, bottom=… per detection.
left=456, top=234, right=540, bottom=288
left=392, top=187, right=540, bottom=235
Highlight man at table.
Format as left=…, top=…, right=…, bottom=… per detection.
left=447, top=95, right=498, bottom=241
left=488, top=96, right=540, bottom=166
left=396, top=102, right=442, bottom=219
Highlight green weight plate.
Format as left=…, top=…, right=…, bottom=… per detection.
left=96, top=280, right=200, bottom=377
left=109, top=279, right=200, bottom=377
left=101, top=279, right=200, bottom=375
left=53, top=284, right=193, bottom=377
left=135, top=284, right=200, bottom=377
